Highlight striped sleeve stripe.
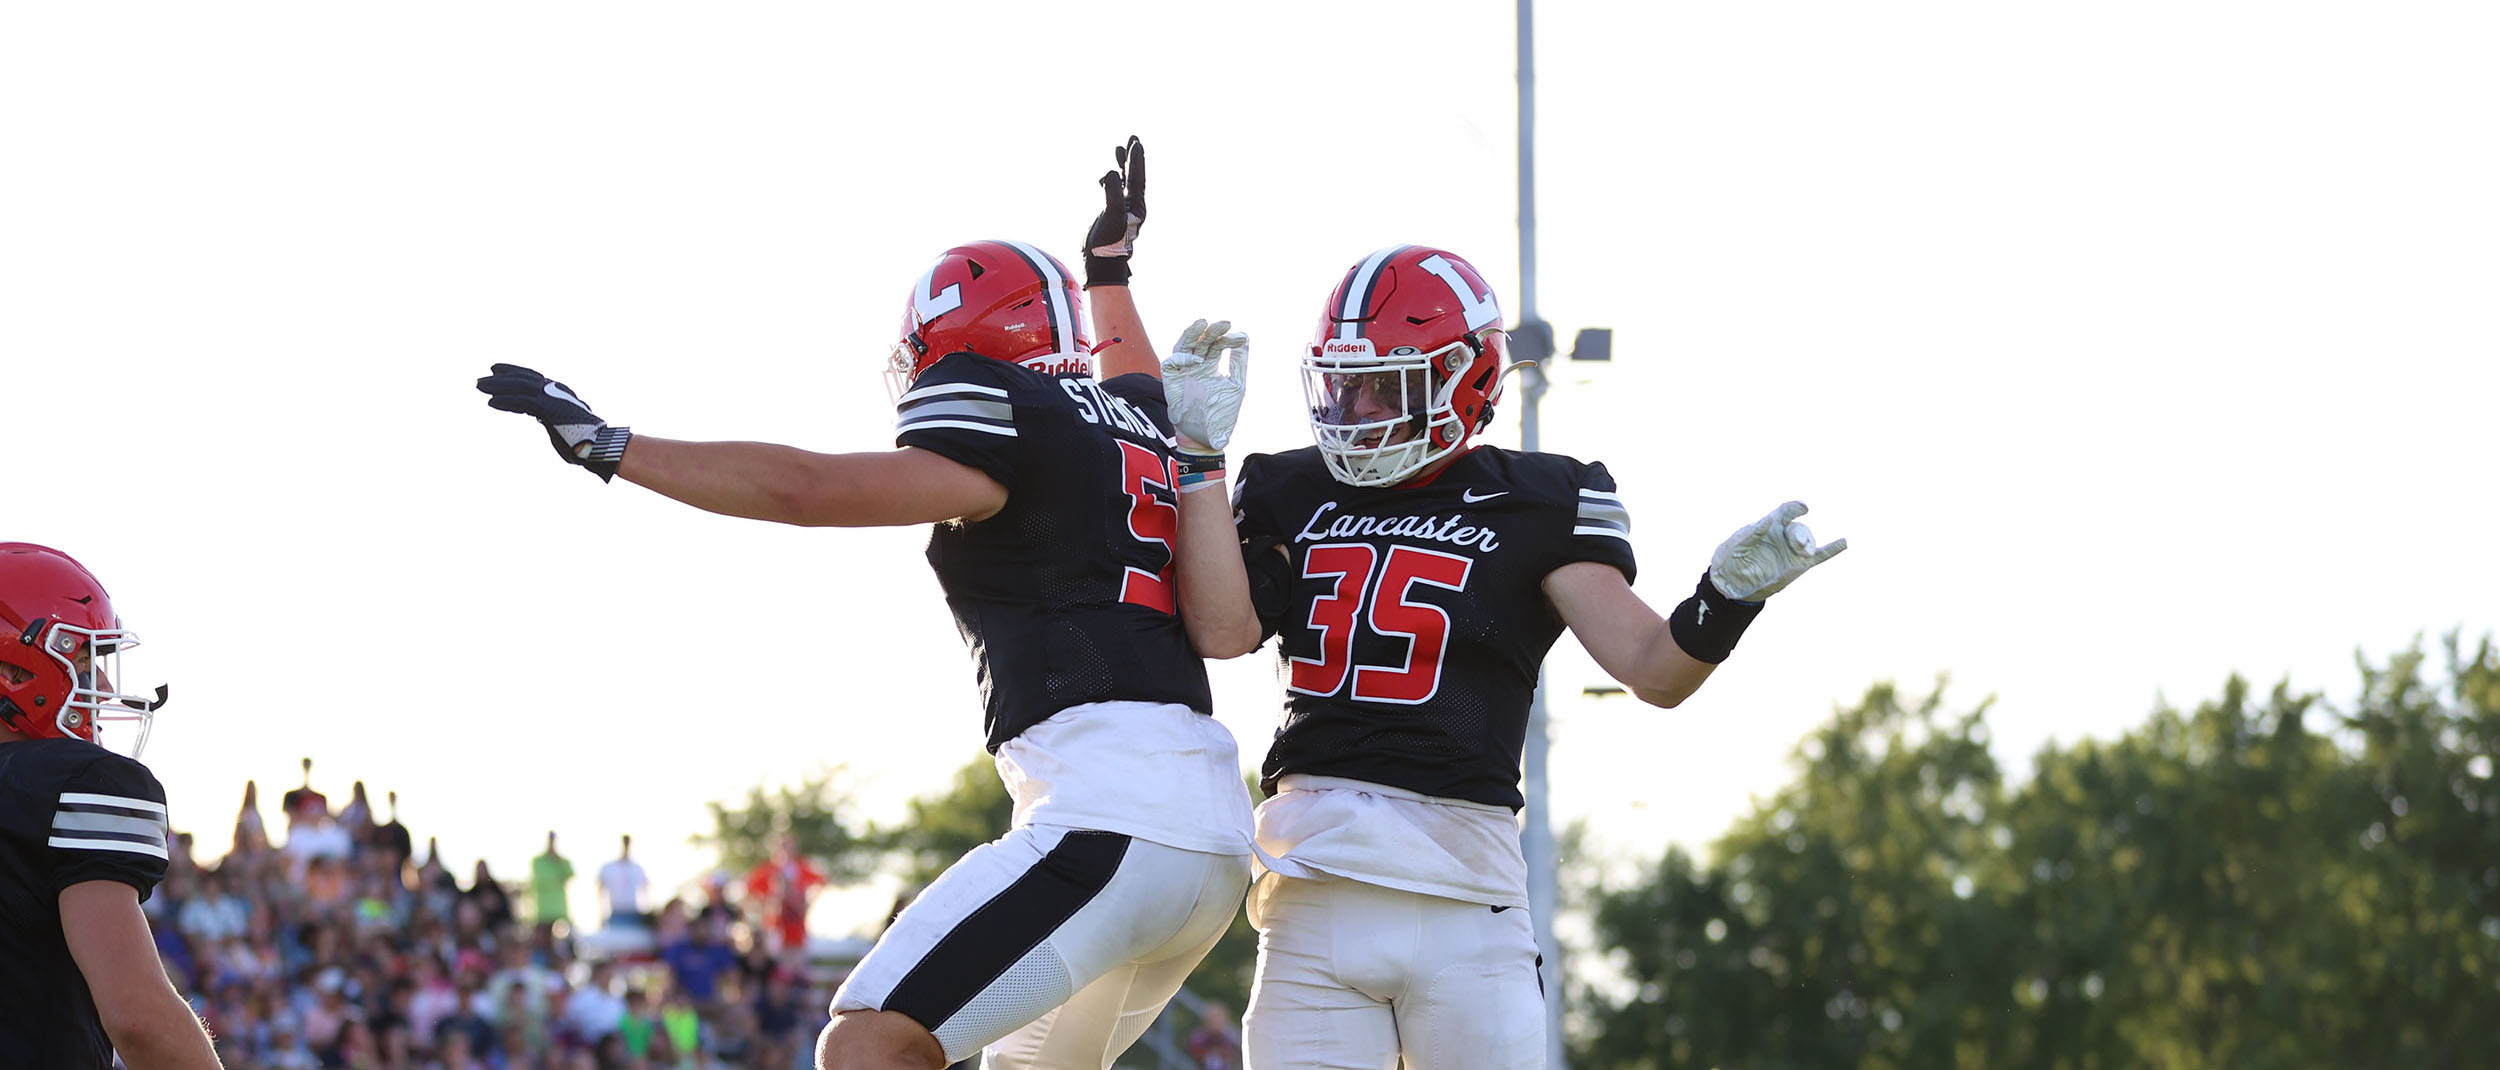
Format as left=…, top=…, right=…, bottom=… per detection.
left=1576, top=493, right=1631, bottom=536
left=895, top=398, right=1013, bottom=424
left=51, top=788, right=168, bottom=858
left=53, top=812, right=166, bottom=838
left=897, top=381, right=1008, bottom=406
left=60, top=792, right=167, bottom=816
left=896, top=380, right=1017, bottom=437
left=1572, top=525, right=1634, bottom=541
left=897, top=419, right=1019, bottom=437
left=48, top=835, right=169, bottom=860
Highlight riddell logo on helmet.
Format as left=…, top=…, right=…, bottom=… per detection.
left=1319, top=338, right=1377, bottom=359
left=1019, top=353, right=1090, bottom=376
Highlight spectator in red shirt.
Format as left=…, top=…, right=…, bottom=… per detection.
left=740, top=834, right=825, bottom=956
left=1187, top=1000, right=1241, bottom=1070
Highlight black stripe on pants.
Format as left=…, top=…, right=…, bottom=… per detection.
left=885, top=829, right=1132, bottom=1033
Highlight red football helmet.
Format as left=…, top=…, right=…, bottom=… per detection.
left=887, top=240, right=1095, bottom=397
left=1302, top=245, right=1513, bottom=486
left=0, top=544, right=165, bottom=755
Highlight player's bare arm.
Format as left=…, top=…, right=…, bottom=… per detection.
left=60, top=880, right=223, bottom=1070
left=617, top=438, right=1006, bottom=527
left=1544, top=561, right=1715, bottom=707
left=474, top=364, right=1008, bottom=527
left=1174, top=490, right=1265, bottom=658
left=1090, top=286, right=1159, bottom=382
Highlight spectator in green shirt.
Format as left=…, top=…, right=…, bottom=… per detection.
left=529, top=830, right=574, bottom=926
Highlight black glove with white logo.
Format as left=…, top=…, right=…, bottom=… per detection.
left=1082, top=135, right=1146, bottom=288
left=475, top=363, right=632, bottom=482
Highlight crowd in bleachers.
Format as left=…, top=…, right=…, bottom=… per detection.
left=143, top=764, right=832, bottom=1070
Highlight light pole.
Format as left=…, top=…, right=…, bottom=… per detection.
left=1515, top=2, right=1611, bottom=1065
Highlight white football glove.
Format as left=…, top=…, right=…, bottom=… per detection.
left=1162, top=318, right=1249, bottom=456
left=1708, top=501, right=1847, bottom=601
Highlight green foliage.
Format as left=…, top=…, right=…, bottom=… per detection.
left=694, top=767, right=878, bottom=884
left=870, top=758, right=1015, bottom=889
left=1575, top=635, right=2500, bottom=1069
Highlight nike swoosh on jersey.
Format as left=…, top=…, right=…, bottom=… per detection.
left=1461, top=489, right=1508, bottom=503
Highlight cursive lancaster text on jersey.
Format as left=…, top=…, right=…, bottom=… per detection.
left=1295, top=501, right=1500, bottom=552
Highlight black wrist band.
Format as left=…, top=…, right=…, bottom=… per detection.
left=1668, top=569, right=1763, bottom=664
left=1083, top=255, right=1131, bottom=288
left=582, top=426, right=631, bottom=483
left=1174, top=450, right=1225, bottom=492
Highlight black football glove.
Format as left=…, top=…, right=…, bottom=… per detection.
left=1082, top=135, right=1146, bottom=288
left=475, top=363, right=632, bottom=482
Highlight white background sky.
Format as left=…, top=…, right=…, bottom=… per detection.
left=7, top=2, right=2494, bottom=930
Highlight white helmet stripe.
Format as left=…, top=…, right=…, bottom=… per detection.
left=1001, top=239, right=1078, bottom=353
left=1334, top=245, right=1410, bottom=342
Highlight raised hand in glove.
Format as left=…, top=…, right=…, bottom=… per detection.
left=1708, top=501, right=1847, bottom=601
left=1162, top=319, right=1249, bottom=458
left=1082, top=135, right=1146, bottom=287
left=475, top=363, right=632, bottom=482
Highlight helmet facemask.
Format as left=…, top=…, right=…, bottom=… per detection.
left=884, top=335, right=927, bottom=405
left=5, top=617, right=162, bottom=757
left=1303, top=335, right=1484, bottom=487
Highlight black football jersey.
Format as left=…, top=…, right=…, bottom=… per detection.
left=0, top=738, right=172, bottom=1068
left=895, top=353, right=1214, bottom=750
left=1232, top=446, right=1636, bottom=809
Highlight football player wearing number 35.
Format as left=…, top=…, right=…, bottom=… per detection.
left=1161, top=245, right=1848, bottom=1068
left=475, top=137, right=1256, bottom=1070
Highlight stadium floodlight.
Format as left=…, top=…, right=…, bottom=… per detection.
left=1569, top=327, right=1613, bottom=362
left=1510, top=319, right=1556, bottom=364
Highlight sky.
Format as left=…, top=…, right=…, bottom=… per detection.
left=6, top=2, right=2494, bottom=931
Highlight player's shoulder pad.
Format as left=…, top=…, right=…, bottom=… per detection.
left=901, top=351, right=1037, bottom=395
left=1491, top=448, right=1629, bottom=534
left=15, top=738, right=164, bottom=799
left=896, top=353, right=1030, bottom=439
left=1096, top=370, right=1166, bottom=408
left=1237, top=446, right=1327, bottom=485
left=1471, top=447, right=1594, bottom=498
left=71, top=745, right=167, bottom=798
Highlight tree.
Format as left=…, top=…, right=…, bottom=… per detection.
left=695, top=766, right=878, bottom=884
left=871, top=758, right=1014, bottom=889
left=1576, top=682, right=2020, bottom=1069
left=1573, top=636, right=2500, bottom=1069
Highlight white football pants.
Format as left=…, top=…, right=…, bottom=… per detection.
left=1242, top=873, right=1545, bottom=1070
left=831, top=824, right=1250, bottom=1067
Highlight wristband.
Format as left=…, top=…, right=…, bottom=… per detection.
left=1084, top=256, right=1131, bottom=288
left=579, top=426, right=632, bottom=483
left=1174, top=450, right=1226, bottom=493
left=1667, top=569, right=1763, bottom=664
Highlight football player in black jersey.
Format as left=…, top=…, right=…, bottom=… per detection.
left=1162, top=245, right=1847, bottom=1068
left=0, top=544, right=222, bottom=1069
left=476, top=139, right=1257, bottom=1070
